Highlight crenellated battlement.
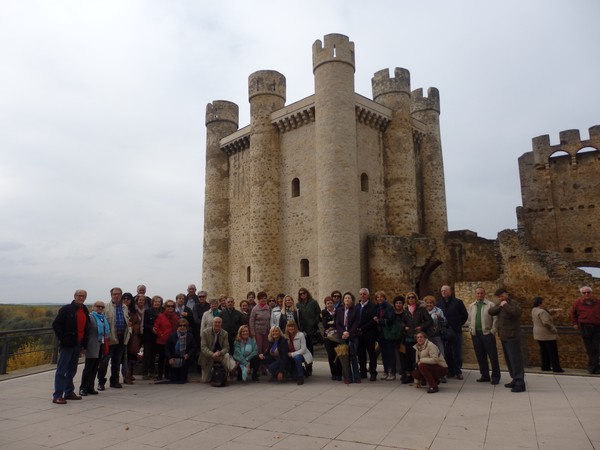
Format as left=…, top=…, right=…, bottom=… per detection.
left=372, top=67, right=411, bottom=102
left=206, top=100, right=239, bottom=127
left=248, top=70, right=286, bottom=102
left=312, top=33, right=355, bottom=72
left=410, top=87, right=440, bottom=115
left=532, top=125, right=600, bottom=168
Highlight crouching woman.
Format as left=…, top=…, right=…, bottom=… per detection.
left=412, top=331, right=447, bottom=394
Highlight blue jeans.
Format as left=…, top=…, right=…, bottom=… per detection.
left=290, top=355, right=306, bottom=379
left=54, top=343, right=82, bottom=399
left=379, top=338, right=397, bottom=374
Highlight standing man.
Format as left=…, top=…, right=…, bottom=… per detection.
left=185, top=284, right=199, bottom=311
left=356, top=288, right=378, bottom=381
left=97, top=287, right=130, bottom=390
left=489, top=288, right=526, bottom=392
left=52, top=289, right=89, bottom=404
left=219, top=296, right=243, bottom=352
left=467, top=287, right=500, bottom=384
left=570, top=286, right=600, bottom=374
left=136, top=284, right=151, bottom=308
left=437, top=285, right=468, bottom=379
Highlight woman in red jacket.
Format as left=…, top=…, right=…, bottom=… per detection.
left=152, top=299, right=179, bottom=381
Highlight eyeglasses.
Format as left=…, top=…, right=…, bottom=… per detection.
left=332, top=294, right=341, bottom=298
left=166, top=305, right=175, bottom=308
left=582, top=291, right=592, bottom=294
left=407, top=296, right=416, bottom=299
left=94, top=305, right=105, bottom=309
left=178, top=324, right=187, bottom=327
left=299, top=292, right=307, bottom=296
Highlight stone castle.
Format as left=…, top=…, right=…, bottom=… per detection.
left=202, top=33, right=600, bottom=345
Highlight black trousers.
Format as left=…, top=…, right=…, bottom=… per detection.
left=501, top=340, right=525, bottom=387
left=472, top=332, right=501, bottom=381
left=357, top=335, right=377, bottom=376
left=537, top=339, right=562, bottom=371
left=579, top=324, right=600, bottom=373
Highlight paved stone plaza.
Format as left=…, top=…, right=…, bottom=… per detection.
left=1, top=362, right=599, bottom=450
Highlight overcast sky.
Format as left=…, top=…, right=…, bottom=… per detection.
left=1, top=1, right=598, bottom=304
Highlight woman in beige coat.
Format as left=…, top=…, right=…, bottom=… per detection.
left=412, top=331, right=447, bottom=393
left=532, top=297, right=564, bottom=372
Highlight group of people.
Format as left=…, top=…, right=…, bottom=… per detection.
left=51, top=283, right=600, bottom=403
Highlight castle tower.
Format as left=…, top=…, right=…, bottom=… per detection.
left=411, top=88, right=448, bottom=240
left=247, top=70, right=286, bottom=291
left=312, top=33, right=361, bottom=293
left=203, top=100, right=239, bottom=295
left=372, top=68, right=419, bottom=235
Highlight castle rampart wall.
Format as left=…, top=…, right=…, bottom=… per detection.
left=518, top=126, right=600, bottom=265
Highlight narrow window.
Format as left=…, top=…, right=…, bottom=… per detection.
left=292, top=177, right=300, bottom=197
left=246, top=266, right=251, bottom=282
left=361, top=173, right=369, bottom=192
left=300, top=259, right=309, bottom=277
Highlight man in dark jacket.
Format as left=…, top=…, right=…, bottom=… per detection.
left=356, top=288, right=379, bottom=381
left=489, top=288, right=526, bottom=392
left=219, top=297, right=243, bottom=351
left=436, top=285, right=468, bottom=379
left=52, top=289, right=90, bottom=404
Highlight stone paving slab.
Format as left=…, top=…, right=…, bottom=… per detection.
left=0, top=362, right=599, bottom=449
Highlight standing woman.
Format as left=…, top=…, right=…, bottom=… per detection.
left=279, top=295, right=302, bottom=330
left=240, top=300, right=251, bottom=326
left=153, top=299, right=179, bottom=381
left=322, top=296, right=342, bottom=380
left=271, top=295, right=284, bottom=329
left=285, top=320, right=313, bottom=385
left=249, top=291, right=271, bottom=357
left=402, top=292, right=433, bottom=384
left=297, top=288, right=321, bottom=356
left=532, top=297, right=564, bottom=372
left=142, top=296, right=162, bottom=380
left=79, top=301, right=110, bottom=396
left=124, top=296, right=144, bottom=384
left=423, top=295, right=446, bottom=356
left=335, top=292, right=360, bottom=384
left=201, top=298, right=220, bottom=335
left=374, top=291, right=396, bottom=380
left=391, top=296, right=407, bottom=381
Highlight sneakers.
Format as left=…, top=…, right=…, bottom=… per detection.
left=427, top=386, right=439, bottom=394
left=387, top=374, right=396, bottom=381
left=78, top=389, right=88, bottom=397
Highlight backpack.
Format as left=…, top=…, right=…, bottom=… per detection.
left=210, top=362, right=228, bottom=387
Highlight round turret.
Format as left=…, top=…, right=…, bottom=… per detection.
left=206, top=100, right=239, bottom=127
left=372, top=67, right=411, bottom=111
left=312, top=33, right=355, bottom=73
left=248, top=70, right=286, bottom=103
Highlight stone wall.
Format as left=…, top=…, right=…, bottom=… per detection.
left=455, top=230, right=599, bottom=369
left=517, top=126, right=600, bottom=266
